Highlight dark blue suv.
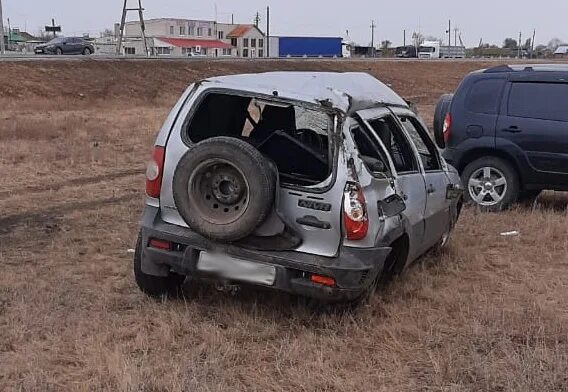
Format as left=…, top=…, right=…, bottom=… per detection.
left=434, top=64, right=568, bottom=211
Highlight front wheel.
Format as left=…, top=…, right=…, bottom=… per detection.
left=83, top=48, right=92, bottom=55
left=55, top=47, right=63, bottom=55
left=462, top=157, right=519, bottom=212
left=133, top=236, right=186, bottom=299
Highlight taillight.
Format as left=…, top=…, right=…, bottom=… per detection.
left=442, top=112, right=452, bottom=144
left=343, top=183, right=369, bottom=241
left=146, top=146, right=165, bottom=198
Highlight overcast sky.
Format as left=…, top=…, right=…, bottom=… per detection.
left=3, top=0, right=567, bottom=47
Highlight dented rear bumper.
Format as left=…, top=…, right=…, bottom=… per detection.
left=139, top=206, right=392, bottom=301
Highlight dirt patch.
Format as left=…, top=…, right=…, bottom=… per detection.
left=0, top=59, right=567, bottom=391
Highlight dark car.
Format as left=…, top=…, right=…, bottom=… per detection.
left=433, top=64, right=568, bottom=211
left=35, top=37, right=95, bottom=55
left=395, top=46, right=417, bottom=58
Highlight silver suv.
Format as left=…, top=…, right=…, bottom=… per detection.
left=135, top=72, right=463, bottom=303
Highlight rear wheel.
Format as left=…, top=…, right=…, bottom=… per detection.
left=462, top=157, right=519, bottom=212
left=133, top=236, right=186, bottom=299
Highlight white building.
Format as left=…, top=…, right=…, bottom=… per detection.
left=120, top=18, right=265, bottom=57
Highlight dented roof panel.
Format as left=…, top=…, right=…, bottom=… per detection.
left=203, top=72, right=408, bottom=113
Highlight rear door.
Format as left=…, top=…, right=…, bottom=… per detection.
left=450, top=76, right=506, bottom=147
left=358, top=108, right=428, bottom=260
left=496, top=81, right=568, bottom=186
left=393, top=108, right=452, bottom=248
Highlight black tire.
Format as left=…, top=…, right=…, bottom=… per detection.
left=83, top=48, right=92, bottom=55
left=462, top=157, right=520, bottom=212
left=173, top=137, right=276, bottom=242
left=433, top=94, right=453, bottom=149
left=379, top=237, right=410, bottom=286
left=134, top=236, right=185, bottom=299
left=55, top=47, right=63, bottom=55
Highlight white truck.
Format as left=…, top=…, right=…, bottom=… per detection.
left=418, top=41, right=440, bottom=59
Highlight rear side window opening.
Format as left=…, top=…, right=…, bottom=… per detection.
left=465, top=78, right=505, bottom=115
left=185, top=92, right=334, bottom=187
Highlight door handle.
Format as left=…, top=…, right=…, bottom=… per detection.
left=502, top=126, right=522, bottom=133
left=427, top=184, right=436, bottom=194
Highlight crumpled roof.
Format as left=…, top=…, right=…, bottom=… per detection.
left=204, top=72, right=408, bottom=113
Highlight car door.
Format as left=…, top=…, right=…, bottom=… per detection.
left=496, top=80, right=568, bottom=186
left=392, top=108, right=452, bottom=248
left=61, top=38, right=74, bottom=54
left=357, top=108, right=428, bottom=261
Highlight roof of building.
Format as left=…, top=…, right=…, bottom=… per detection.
left=156, top=37, right=232, bottom=49
left=554, top=45, right=568, bottom=54
left=227, top=25, right=255, bottom=38
left=202, top=72, right=408, bottom=113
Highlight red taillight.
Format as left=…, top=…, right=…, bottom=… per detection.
left=343, top=183, right=369, bottom=241
left=146, top=146, right=165, bottom=198
left=310, top=274, right=336, bottom=287
left=442, top=113, right=452, bottom=144
left=148, top=238, right=172, bottom=251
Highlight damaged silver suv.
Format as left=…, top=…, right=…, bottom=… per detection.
left=135, top=72, right=463, bottom=303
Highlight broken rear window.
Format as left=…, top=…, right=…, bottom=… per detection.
left=186, top=92, right=334, bottom=187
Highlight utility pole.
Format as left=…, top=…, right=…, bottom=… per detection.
left=0, top=0, right=4, bottom=55
left=447, top=20, right=451, bottom=47
left=117, top=0, right=149, bottom=56
left=231, top=13, right=234, bottom=24
left=518, top=31, right=522, bottom=58
left=266, top=6, right=270, bottom=58
left=531, top=29, right=536, bottom=57
left=403, top=29, right=406, bottom=46
left=453, top=27, right=459, bottom=46
left=370, top=20, right=376, bottom=57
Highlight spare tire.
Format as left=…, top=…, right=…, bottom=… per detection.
left=173, top=137, right=276, bottom=242
left=433, top=93, right=453, bottom=149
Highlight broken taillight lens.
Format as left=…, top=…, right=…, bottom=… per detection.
left=343, top=183, right=369, bottom=241
left=442, top=113, right=452, bottom=144
left=146, top=146, right=165, bottom=198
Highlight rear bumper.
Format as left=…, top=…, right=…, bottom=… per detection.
left=138, top=206, right=392, bottom=302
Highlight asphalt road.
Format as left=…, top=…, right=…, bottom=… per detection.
left=0, top=53, right=549, bottom=63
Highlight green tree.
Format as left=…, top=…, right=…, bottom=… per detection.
left=503, top=38, right=518, bottom=49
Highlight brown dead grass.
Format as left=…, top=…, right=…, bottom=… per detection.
left=0, top=59, right=567, bottom=391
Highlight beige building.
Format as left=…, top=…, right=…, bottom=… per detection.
left=217, top=24, right=267, bottom=58
left=120, top=18, right=265, bottom=57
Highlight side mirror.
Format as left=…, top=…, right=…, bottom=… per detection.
left=378, top=194, right=407, bottom=218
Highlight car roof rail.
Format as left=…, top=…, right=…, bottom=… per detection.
left=485, top=64, right=568, bottom=73
left=484, top=65, right=514, bottom=73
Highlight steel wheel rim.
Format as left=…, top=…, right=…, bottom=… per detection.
left=468, top=166, right=508, bottom=206
left=188, top=158, right=250, bottom=225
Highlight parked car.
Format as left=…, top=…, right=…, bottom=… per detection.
left=434, top=64, right=568, bottom=211
left=135, top=72, right=463, bottom=304
left=34, top=37, right=95, bottom=55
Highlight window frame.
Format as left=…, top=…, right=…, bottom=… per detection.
left=396, top=114, right=443, bottom=173
left=349, top=121, right=393, bottom=179
left=506, top=81, right=568, bottom=123
left=357, top=110, right=420, bottom=177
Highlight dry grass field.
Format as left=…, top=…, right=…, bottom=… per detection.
left=0, top=59, right=567, bottom=391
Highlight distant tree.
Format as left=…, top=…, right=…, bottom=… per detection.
left=547, top=38, right=564, bottom=50
left=412, top=32, right=424, bottom=47
left=381, top=40, right=392, bottom=50
left=425, top=35, right=442, bottom=43
left=524, top=38, right=532, bottom=50
left=503, top=38, right=518, bottom=49
left=101, top=28, right=114, bottom=38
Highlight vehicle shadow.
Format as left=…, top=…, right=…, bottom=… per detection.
left=527, top=192, right=568, bottom=213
